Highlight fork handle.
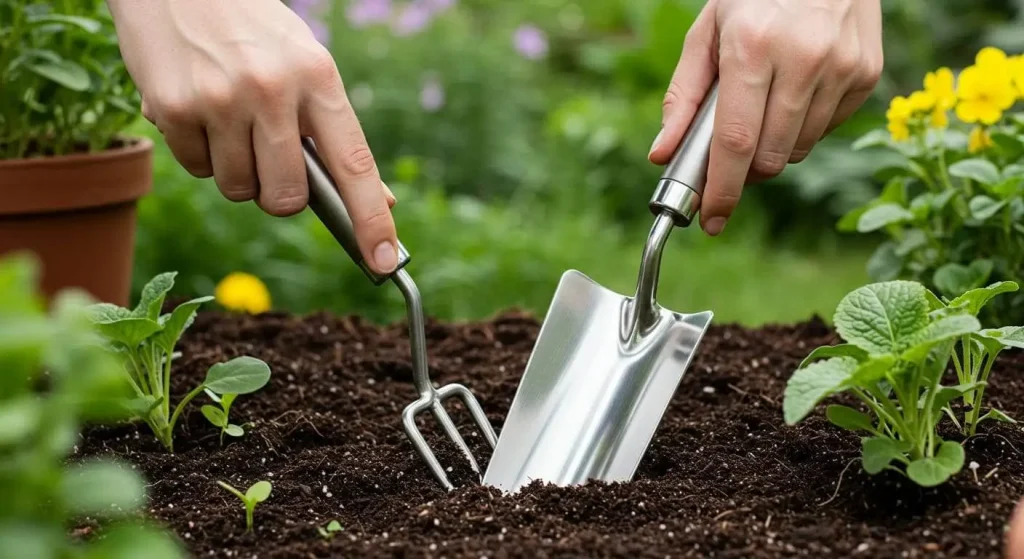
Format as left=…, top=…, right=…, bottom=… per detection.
left=648, top=78, right=718, bottom=227
left=301, top=136, right=411, bottom=285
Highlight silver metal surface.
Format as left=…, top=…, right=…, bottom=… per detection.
left=649, top=79, right=718, bottom=227
left=301, top=137, right=497, bottom=491
left=482, top=81, right=719, bottom=494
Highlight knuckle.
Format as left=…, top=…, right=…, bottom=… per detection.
left=663, top=82, right=684, bottom=113
left=240, top=68, right=287, bottom=102
left=340, top=143, right=377, bottom=177
left=304, top=48, right=343, bottom=89
left=262, top=186, right=308, bottom=217
left=198, top=82, right=235, bottom=114
left=751, top=149, right=789, bottom=177
left=218, top=182, right=257, bottom=202
left=859, top=55, right=884, bottom=89
left=833, top=52, right=861, bottom=80
left=155, top=96, right=197, bottom=127
left=789, top=147, right=811, bottom=163
left=717, top=122, right=758, bottom=157
left=734, top=19, right=771, bottom=53
left=359, top=205, right=393, bottom=232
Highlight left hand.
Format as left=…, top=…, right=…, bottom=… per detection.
left=649, top=0, right=884, bottom=236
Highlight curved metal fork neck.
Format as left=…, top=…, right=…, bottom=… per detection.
left=625, top=212, right=674, bottom=341
left=392, top=269, right=433, bottom=399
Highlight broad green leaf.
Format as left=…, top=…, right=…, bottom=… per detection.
left=910, top=194, right=933, bottom=220
left=894, top=230, right=928, bottom=257
left=989, top=179, right=1020, bottom=198
left=857, top=203, right=914, bottom=232
left=783, top=357, right=858, bottom=425
left=246, top=481, right=272, bottom=502
left=928, top=383, right=984, bottom=414
left=201, top=405, right=227, bottom=427
left=225, top=424, right=245, bottom=437
left=0, top=522, right=60, bottom=559
left=203, top=356, right=271, bottom=395
left=933, top=261, right=992, bottom=298
left=924, top=288, right=946, bottom=311
left=152, top=296, right=213, bottom=352
left=798, top=343, right=868, bottom=369
left=979, top=326, right=1024, bottom=349
left=1002, top=163, right=1024, bottom=180
left=132, top=272, right=177, bottom=320
left=61, top=460, right=146, bottom=517
left=979, top=408, right=1016, bottom=424
left=27, top=14, right=102, bottom=33
left=124, top=395, right=162, bottom=418
left=221, top=393, right=237, bottom=409
left=837, top=203, right=872, bottom=233
left=968, top=195, right=1008, bottom=220
left=866, top=242, right=903, bottom=281
left=862, top=437, right=912, bottom=474
left=851, top=129, right=890, bottom=150
left=948, top=281, right=1019, bottom=316
left=0, top=397, right=40, bottom=446
left=834, top=281, right=929, bottom=355
left=825, top=404, right=875, bottom=432
left=903, top=314, right=981, bottom=361
left=87, top=302, right=131, bottom=323
left=26, top=58, right=90, bottom=91
left=94, top=318, right=163, bottom=348
left=846, top=355, right=898, bottom=385
left=327, top=520, right=343, bottom=532
left=906, top=441, right=965, bottom=487
left=948, top=158, right=1000, bottom=185
left=83, top=524, right=185, bottom=559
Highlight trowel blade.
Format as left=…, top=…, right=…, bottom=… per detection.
left=482, top=269, right=712, bottom=494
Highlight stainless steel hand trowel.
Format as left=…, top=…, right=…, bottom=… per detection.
left=482, top=80, right=720, bottom=494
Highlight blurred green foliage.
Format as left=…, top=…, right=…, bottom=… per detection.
left=130, top=0, right=1021, bottom=326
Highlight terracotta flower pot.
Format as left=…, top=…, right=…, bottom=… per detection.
left=0, top=137, right=153, bottom=307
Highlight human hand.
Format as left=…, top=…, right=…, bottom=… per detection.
left=649, top=0, right=883, bottom=236
left=106, top=0, right=399, bottom=274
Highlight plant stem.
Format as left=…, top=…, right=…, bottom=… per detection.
left=163, top=348, right=173, bottom=420
left=167, top=383, right=208, bottom=450
left=246, top=505, right=254, bottom=532
left=967, top=350, right=1000, bottom=436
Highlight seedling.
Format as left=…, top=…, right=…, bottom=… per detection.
left=784, top=280, right=983, bottom=487
left=217, top=480, right=272, bottom=532
left=87, top=272, right=272, bottom=452
left=202, top=390, right=247, bottom=446
left=317, top=520, right=343, bottom=540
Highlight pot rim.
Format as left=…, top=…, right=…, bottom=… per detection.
left=0, top=135, right=154, bottom=169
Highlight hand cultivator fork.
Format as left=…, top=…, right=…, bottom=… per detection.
left=300, top=137, right=498, bottom=491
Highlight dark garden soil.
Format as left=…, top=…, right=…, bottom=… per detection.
left=77, top=309, right=1024, bottom=558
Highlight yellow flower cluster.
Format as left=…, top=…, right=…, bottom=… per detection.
left=215, top=272, right=272, bottom=314
left=886, top=47, right=1023, bottom=153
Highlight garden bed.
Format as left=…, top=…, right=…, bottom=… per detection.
left=77, top=309, right=1024, bottom=558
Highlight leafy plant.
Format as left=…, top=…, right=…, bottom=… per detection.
left=842, top=46, right=1024, bottom=326
left=924, top=281, right=1024, bottom=435
left=784, top=280, right=984, bottom=487
left=217, top=480, right=272, bottom=532
left=0, top=0, right=140, bottom=158
left=87, top=272, right=272, bottom=452
left=317, top=519, right=343, bottom=540
left=202, top=389, right=249, bottom=446
left=0, top=253, right=183, bottom=558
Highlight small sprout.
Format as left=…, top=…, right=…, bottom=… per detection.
left=217, top=480, right=271, bottom=532
left=201, top=390, right=246, bottom=446
left=317, top=519, right=343, bottom=539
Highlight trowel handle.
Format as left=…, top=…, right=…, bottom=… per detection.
left=648, top=78, right=719, bottom=227
left=301, top=136, right=410, bottom=285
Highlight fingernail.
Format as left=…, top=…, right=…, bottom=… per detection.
left=382, top=182, right=396, bottom=204
left=373, top=241, right=398, bottom=273
left=649, top=128, right=664, bottom=158
left=704, top=217, right=727, bottom=236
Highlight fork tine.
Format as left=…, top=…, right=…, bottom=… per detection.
left=443, top=383, right=498, bottom=448
left=430, top=401, right=481, bottom=474
left=402, top=403, right=453, bottom=491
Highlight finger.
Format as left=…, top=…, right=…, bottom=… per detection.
left=253, top=110, right=307, bottom=217
left=303, top=74, right=398, bottom=274
left=649, top=6, right=718, bottom=165
left=701, top=31, right=772, bottom=236
left=383, top=182, right=397, bottom=208
left=207, top=119, right=259, bottom=203
left=821, top=86, right=874, bottom=139
left=789, top=85, right=836, bottom=163
left=1007, top=498, right=1024, bottom=559
left=750, top=72, right=816, bottom=180
left=161, top=121, right=213, bottom=179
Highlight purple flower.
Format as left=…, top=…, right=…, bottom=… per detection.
left=291, top=0, right=330, bottom=43
left=420, top=76, right=444, bottom=112
left=346, top=0, right=393, bottom=28
left=424, top=0, right=455, bottom=12
left=392, top=2, right=433, bottom=36
left=513, top=24, right=548, bottom=60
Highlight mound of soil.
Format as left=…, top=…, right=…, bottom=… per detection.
left=78, top=310, right=1024, bottom=558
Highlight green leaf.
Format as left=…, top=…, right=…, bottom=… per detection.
left=783, top=357, right=858, bottom=425
left=0, top=397, right=40, bottom=446
left=825, top=404, right=875, bottom=432
left=837, top=203, right=872, bottom=233
left=201, top=405, right=227, bottom=427
left=83, top=524, right=185, bottom=559
left=978, top=408, right=1016, bottom=424
left=26, top=58, right=90, bottom=91
left=847, top=355, right=898, bottom=386
left=834, top=281, right=929, bottom=355
left=124, top=395, right=163, bottom=418
left=27, top=14, right=102, bottom=33
left=862, top=437, right=912, bottom=474
left=948, top=281, right=1019, bottom=316
left=894, top=230, right=928, bottom=257
left=857, top=203, right=914, bottom=232
left=931, top=189, right=957, bottom=210
left=246, top=481, right=272, bottom=503
left=152, top=296, right=213, bottom=352
left=132, top=272, right=177, bottom=320
left=906, top=441, right=965, bottom=487
left=798, top=343, right=868, bottom=369
left=87, top=303, right=131, bottom=322
left=326, top=520, right=343, bottom=532
left=948, top=158, right=1000, bottom=185
left=933, top=261, right=992, bottom=298
left=979, top=326, right=1024, bottom=350
left=924, top=288, right=946, bottom=311
left=928, top=383, right=984, bottom=414
left=0, top=522, right=60, bottom=559
left=220, top=393, right=237, bottom=409
left=866, top=241, right=903, bottom=281
left=1002, top=163, right=1024, bottom=180
left=851, top=129, right=890, bottom=150
left=203, top=356, right=271, bottom=395
left=61, top=460, right=146, bottom=518
left=903, top=314, right=981, bottom=361
left=93, top=318, right=163, bottom=348
left=225, top=424, right=245, bottom=437
left=968, top=195, right=1008, bottom=221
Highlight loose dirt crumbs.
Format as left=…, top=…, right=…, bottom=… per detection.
left=78, top=310, right=1024, bottom=558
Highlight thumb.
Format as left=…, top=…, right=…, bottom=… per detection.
left=1006, top=497, right=1024, bottom=559
left=649, top=7, right=719, bottom=165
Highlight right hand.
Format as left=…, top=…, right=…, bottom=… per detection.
left=107, top=0, right=400, bottom=274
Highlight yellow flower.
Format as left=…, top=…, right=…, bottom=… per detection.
left=215, top=272, right=271, bottom=314
left=1010, top=54, right=1024, bottom=97
left=976, top=46, right=1010, bottom=70
left=968, top=126, right=994, bottom=154
left=923, top=67, right=956, bottom=111
left=930, top=108, right=948, bottom=129
left=886, top=95, right=912, bottom=141
left=955, top=63, right=1016, bottom=125
left=887, top=119, right=910, bottom=142
left=907, top=90, right=935, bottom=113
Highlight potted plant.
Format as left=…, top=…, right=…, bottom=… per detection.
left=0, top=0, right=150, bottom=307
